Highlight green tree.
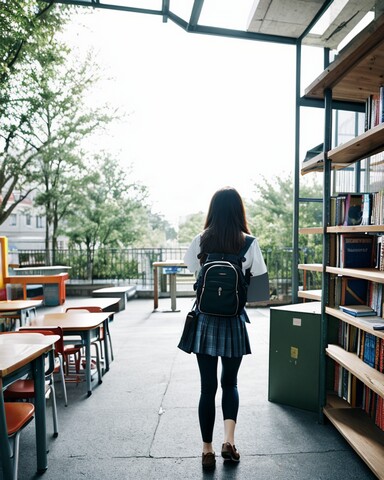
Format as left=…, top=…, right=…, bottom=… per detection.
left=137, top=211, right=177, bottom=247
left=30, top=49, right=115, bottom=261
left=0, top=1, right=68, bottom=86
left=0, top=2, right=70, bottom=225
left=178, top=212, right=205, bottom=245
left=247, top=173, right=323, bottom=257
left=65, top=155, right=148, bottom=279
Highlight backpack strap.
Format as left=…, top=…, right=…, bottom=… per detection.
left=239, top=235, right=255, bottom=284
left=238, top=234, right=255, bottom=261
left=202, top=235, right=255, bottom=266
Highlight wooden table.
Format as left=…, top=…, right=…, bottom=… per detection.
left=63, top=298, right=118, bottom=362
left=0, top=335, right=56, bottom=479
left=0, top=299, right=42, bottom=328
left=5, top=273, right=69, bottom=306
left=152, top=260, right=187, bottom=312
left=31, top=312, right=112, bottom=396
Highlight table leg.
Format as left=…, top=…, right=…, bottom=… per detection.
left=170, top=274, right=177, bottom=312
left=33, top=354, right=48, bottom=473
left=103, top=319, right=110, bottom=374
left=0, top=380, right=13, bottom=480
left=85, top=331, right=92, bottom=397
left=20, top=308, right=26, bottom=327
left=153, top=266, right=158, bottom=310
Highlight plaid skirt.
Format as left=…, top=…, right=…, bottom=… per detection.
left=178, top=310, right=251, bottom=358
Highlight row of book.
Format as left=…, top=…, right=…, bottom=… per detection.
left=331, top=193, right=372, bottom=227
left=333, top=318, right=384, bottom=430
left=333, top=366, right=384, bottom=430
left=337, top=321, right=382, bottom=364
left=377, top=235, right=384, bottom=271
left=364, top=88, right=384, bottom=131
left=371, top=191, right=384, bottom=226
left=330, top=192, right=384, bottom=227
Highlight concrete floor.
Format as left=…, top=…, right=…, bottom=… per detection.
left=5, top=296, right=377, bottom=480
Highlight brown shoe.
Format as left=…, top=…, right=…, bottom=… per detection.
left=202, top=452, right=216, bottom=470
left=221, top=442, right=240, bottom=462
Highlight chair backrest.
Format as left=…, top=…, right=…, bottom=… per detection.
left=19, top=327, right=65, bottom=356
left=65, top=306, right=103, bottom=313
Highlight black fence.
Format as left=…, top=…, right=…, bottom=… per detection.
left=15, top=247, right=321, bottom=300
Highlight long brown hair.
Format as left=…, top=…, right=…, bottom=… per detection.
left=199, top=187, right=251, bottom=262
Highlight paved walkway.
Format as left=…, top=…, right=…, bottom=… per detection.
left=11, top=297, right=376, bottom=480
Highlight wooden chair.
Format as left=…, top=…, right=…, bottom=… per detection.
left=5, top=402, right=35, bottom=480
left=18, top=326, right=68, bottom=407
left=0, top=306, right=37, bottom=332
left=2, top=332, right=59, bottom=437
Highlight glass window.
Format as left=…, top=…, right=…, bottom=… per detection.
left=36, top=216, right=44, bottom=228
left=9, top=214, right=17, bottom=226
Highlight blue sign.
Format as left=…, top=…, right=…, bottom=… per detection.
left=163, top=266, right=182, bottom=274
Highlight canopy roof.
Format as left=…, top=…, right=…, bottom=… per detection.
left=48, top=0, right=381, bottom=51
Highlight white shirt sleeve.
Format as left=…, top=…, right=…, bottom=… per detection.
left=243, top=238, right=267, bottom=276
left=183, top=234, right=201, bottom=276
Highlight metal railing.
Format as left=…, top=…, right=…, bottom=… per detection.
left=15, top=247, right=322, bottom=300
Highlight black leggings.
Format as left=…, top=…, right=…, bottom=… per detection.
left=196, top=353, right=243, bottom=443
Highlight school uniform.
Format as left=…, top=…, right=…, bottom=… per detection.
left=178, top=234, right=267, bottom=358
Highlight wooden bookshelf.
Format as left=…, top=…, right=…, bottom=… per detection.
left=298, top=289, right=321, bottom=301
left=326, top=267, right=384, bottom=284
left=299, top=12, right=384, bottom=477
left=327, top=225, right=384, bottom=233
left=301, top=123, right=384, bottom=174
left=300, top=225, right=384, bottom=234
left=299, top=227, right=323, bottom=234
left=323, top=405, right=384, bottom=479
left=326, top=344, right=384, bottom=399
left=298, top=263, right=323, bottom=272
left=304, top=14, right=384, bottom=103
left=301, top=154, right=353, bottom=175
left=326, top=307, right=384, bottom=339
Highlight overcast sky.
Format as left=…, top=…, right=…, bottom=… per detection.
left=62, top=6, right=324, bottom=227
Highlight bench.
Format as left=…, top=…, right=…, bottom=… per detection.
left=91, top=286, right=137, bottom=311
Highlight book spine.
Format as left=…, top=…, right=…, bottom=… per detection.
left=380, top=85, right=384, bottom=124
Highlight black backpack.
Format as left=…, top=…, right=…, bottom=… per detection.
left=194, top=235, right=254, bottom=317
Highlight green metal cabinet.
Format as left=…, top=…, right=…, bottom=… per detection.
left=269, top=302, right=321, bottom=412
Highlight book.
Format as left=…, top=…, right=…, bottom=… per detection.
left=375, top=235, right=383, bottom=269
left=371, top=93, right=380, bottom=127
left=343, top=194, right=364, bottom=226
left=368, top=281, right=383, bottom=316
left=361, top=193, right=373, bottom=226
left=363, top=333, right=377, bottom=368
left=339, top=234, right=375, bottom=268
left=380, top=85, right=384, bottom=124
left=371, top=191, right=383, bottom=225
left=365, top=95, right=372, bottom=131
left=330, top=196, right=337, bottom=226
left=339, top=304, right=376, bottom=317
left=336, top=194, right=347, bottom=226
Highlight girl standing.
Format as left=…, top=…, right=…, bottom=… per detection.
left=178, top=186, right=267, bottom=470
